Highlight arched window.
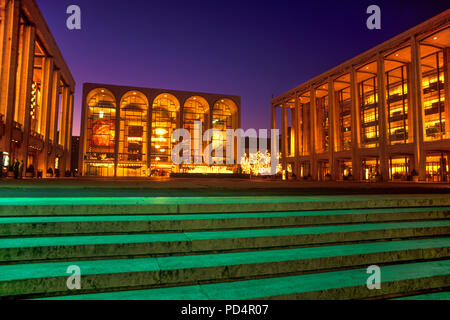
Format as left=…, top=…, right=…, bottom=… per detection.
left=183, top=96, right=209, bottom=164
left=151, top=94, right=180, bottom=167
left=117, top=91, right=149, bottom=177
left=84, top=88, right=116, bottom=177
left=212, top=99, right=237, bottom=164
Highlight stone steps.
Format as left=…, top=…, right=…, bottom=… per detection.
left=393, top=290, right=450, bottom=300
left=0, top=207, right=448, bottom=237
left=1, top=220, right=450, bottom=263
left=1, top=195, right=449, bottom=300
left=1, top=237, right=449, bottom=298
left=1, top=195, right=450, bottom=216
left=35, top=259, right=450, bottom=300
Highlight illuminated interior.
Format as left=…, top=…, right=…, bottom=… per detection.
left=300, top=160, right=311, bottom=177
left=318, top=160, right=330, bottom=180
left=273, top=18, right=449, bottom=183
left=421, top=28, right=449, bottom=141
left=357, top=62, right=379, bottom=149
left=117, top=91, right=148, bottom=177
left=84, top=88, right=116, bottom=177
left=81, top=88, right=240, bottom=177
left=298, top=93, right=311, bottom=156
left=362, top=158, right=380, bottom=181
left=389, top=156, right=411, bottom=180
left=182, top=96, right=209, bottom=169
left=211, top=99, right=237, bottom=166
left=334, top=74, right=352, bottom=152
left=385, top=46, right=411, bottom=145
left=426, top=153, right=449, bottom=182
left=338, top=160, right=352, bottom=179
left=30, top=41, right=44, bottom=135
left=285, top=99, right=295, bottom=157
left=151, top=93, right=180, bottom=174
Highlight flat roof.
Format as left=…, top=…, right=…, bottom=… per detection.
left=272, top=9, right=450, bottom=105
left=22, top=0, right=75, bottom=89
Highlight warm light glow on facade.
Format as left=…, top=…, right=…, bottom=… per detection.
left=272, top=16, right=450, bottom=183
left=80, top=85, right=240, bottom=177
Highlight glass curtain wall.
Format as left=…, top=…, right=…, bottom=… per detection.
left=212, top=100, right=234, bottom=165
left=151, top=94, right=179, bottom=174
left=334, top=74, right=352, bottom=152
left=183, top=97, right=208, bottom=171
left=386, top=64, right=410, bottom=145
left=84, top=89, right=116, bottom=176
left=359, top=75, right=379, bottom=148
left=422, top=48, right=446, bottom=141
left=117, top=91, right=148, bottom=177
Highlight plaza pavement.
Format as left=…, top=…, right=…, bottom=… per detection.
left=0, top=177, right=449, bottom=197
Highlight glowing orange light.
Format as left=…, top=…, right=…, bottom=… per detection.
left=155, top=128, right=168, bottom=135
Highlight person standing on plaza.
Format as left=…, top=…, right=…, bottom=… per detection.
left=12, top=159, right=19, bottom=179
left=18, top=160, right=24, bottom=179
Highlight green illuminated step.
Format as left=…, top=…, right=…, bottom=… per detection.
left=1, top=207, right=448, bottom=237
left=393, top=291, right=450, bottom=300
left=38, top=259, right=450, bottom=300
left=1, top=237, right=449, bottom=297
left=1, top=220, right=450, bottom=262
left=1, top=195, right=449, bottom=216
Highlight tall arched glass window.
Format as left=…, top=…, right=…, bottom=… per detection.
left=117, top=91, right=148, bottom=177
left=212, top=99, right=237, bottom=164
left=183, top=96, right=209, bottom=165
left=84, top=88, right=116, bottom=177
left=151, top=94, right=180, bottom=169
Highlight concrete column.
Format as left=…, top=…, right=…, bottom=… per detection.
left=294, top=96, right=300, bottom=178
left=64, top=92, right=74, bottom=171
left=328, top=79, right=336, bottom=180
left=0, top=0, right=20, bottom=154
left=47, top=70, right=60, bottom=173
left=147, top=99, right=152, bottom=173
left=407, top=62, right=415, bottom=143
left=270, top=105, right=276, bottom=130
left=310, top=88, right=318, bottom=180
left=60, top=86, right=70, bottom=148
left=377, top=53, right=390, bottom=181
left=290, top=107, right=296, bottom=157
left=296, top=98, right=303, bottom=158
left=281, top=104, right=288, bottom=171
left=37, top=57, right=54, bottom=173
left=17, top=25, right=36, bottom=168
left=411, top=36, right=426, bottom=180
left=444, top=47, right=450, bottom=137
left=304, top=100, right=309, bottom=155
left=350, top=68, right=361, bottom=181
left=114, top=95, right=120, bottom=177
left=78, top=89, right=88, bottom=175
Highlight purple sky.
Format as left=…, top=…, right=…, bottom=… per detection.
left=35, top=0, right=449, bottom=136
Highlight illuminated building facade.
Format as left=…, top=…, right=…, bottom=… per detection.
left=0, top=0, right=75, bottom=175
left=79, top=83, right=240, bottom=177
left=272, top=10, right=450, bottom=182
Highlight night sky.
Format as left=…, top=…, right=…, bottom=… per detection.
left=35, top=0, right=449, bottom=136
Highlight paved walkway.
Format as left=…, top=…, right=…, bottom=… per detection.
left=0, top=177, right=449, bottom=197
